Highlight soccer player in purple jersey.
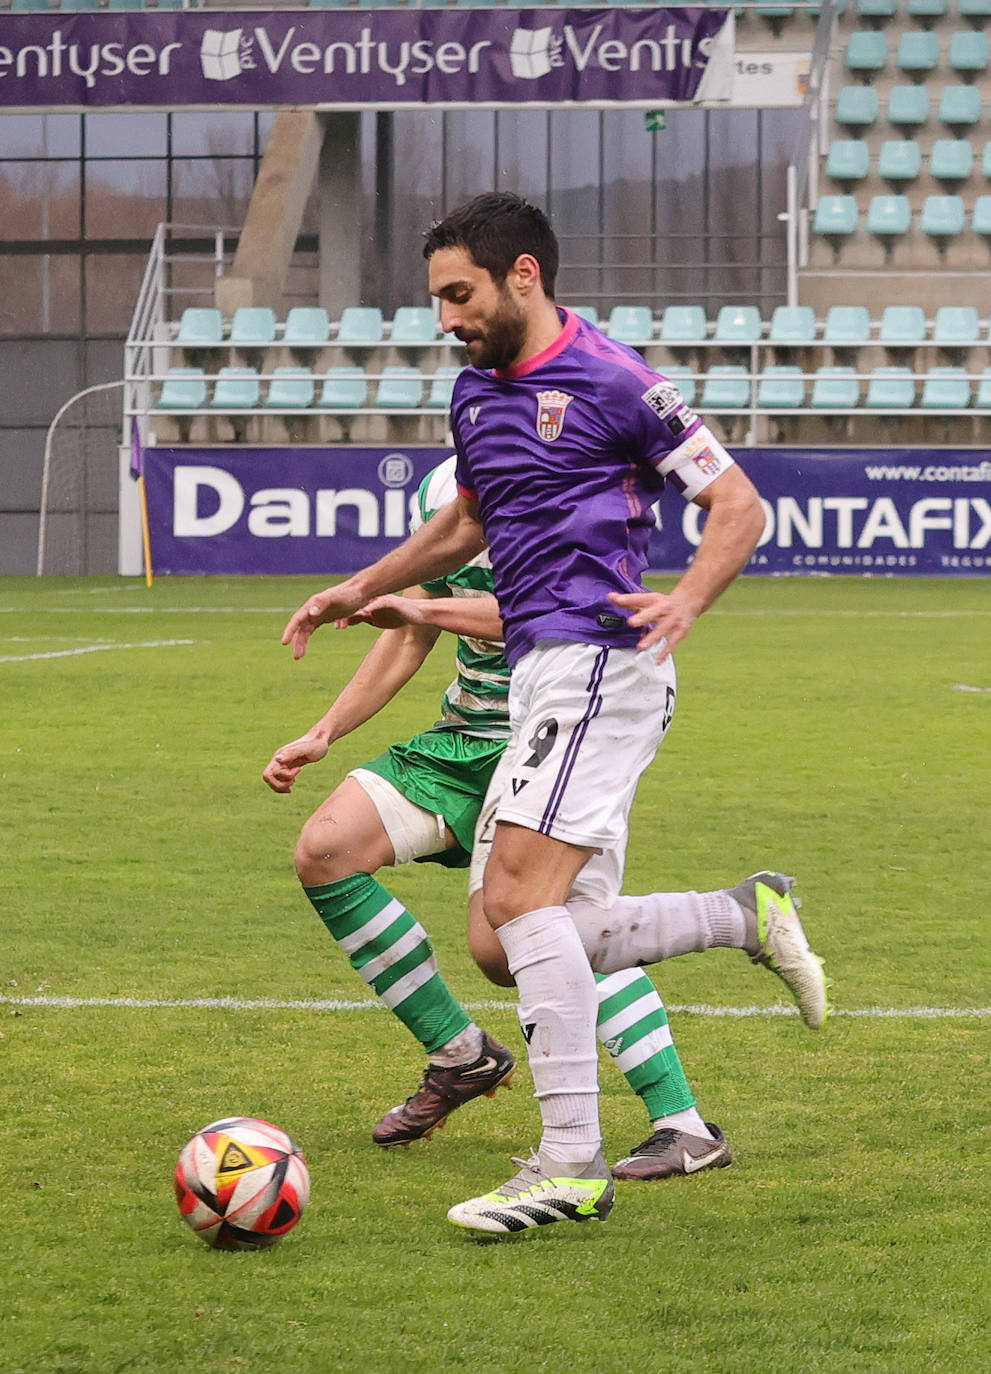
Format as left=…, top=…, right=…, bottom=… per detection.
left=282, top=192, right=829, bottom=1234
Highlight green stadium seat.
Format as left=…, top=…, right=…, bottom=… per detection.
left=58, top=0, right=101, bottom=9
left=390, top=307, right=437, bottom=344
left=106, top=0, right=146, bottom=10
left=855, top=0, right=896, bottom=22
left=10, top=0, right=52, bottom=9
left=713, top=305, right=762, bottom=343
left=358, top=0, right=401, bottom=8
left=229, top=307, right=276, bottom=346
left=835, top=85, right=879, bottom=131
left=570, top=306, right=600, bottom=326
left=886, top=84, right=931, bottom=131
left=958, top=0, right=991, bottom=21
left=971, top=194, right=991, bottom=235
left=265, top=367, right=315, bottom=409
left=757, top=366, right=806, bottom=408
left=826, top=139, right=871, bottom=186
left=769, top=305, right=816, bottom=343
left=158, top=368, right=207, bottom=411
left=920, top=194, right=966, bottom=239
left=319, top=367, right=368, bottom=409
left=824, top=305, right=871, bottom=345
left=176, top=308, right=223, bottom=346
left=930, top=139, right=975, bottom=186
left=810, top=366, right=861, bottom=408
left=308, top=0, right=354, bottom=7
left=949, top=30, right=990, bottom=75
left=976, top=369, right=991, bottom=408
left=921, top=367, right=972, bottom=408
left=878, top=140, right=922, bottom=185
left=336, top=307, right=384, bottom=345
left=660, top=305, right=708, bottom=344
left=700, top=366, right=751, bottom=409
left=896, top=30, right=940, bottom=79
left=932, top=305, right=980, bottom=345
left=906, top=0, right=949, bottom=23
left=376, top=366, right=425, bottom=408
left=815, top=194, right=860, bottom=243
left=938, top=85, right=984, bottom=132
left=427, top=367, right=462, bottom=409
left=605, top=306, right=654, bottom=344
left=879, top=305, right=926, bottom=343
left=283, top=307, right=330, bottom=347
left=867, top=194, right=912, bottom=248
left=866, top=367, right=916, bottom=408
left=211, top=368, right=260, bottom=410
left=845, top=30, right=889, bottom=76
left=660, top=365, right=697, bottom=409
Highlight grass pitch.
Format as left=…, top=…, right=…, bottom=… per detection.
left=1, top=573, right=988, bottom=1374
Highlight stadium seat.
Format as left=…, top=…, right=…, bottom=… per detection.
left=106, top=0, right=146, bottom=10
left=971, top=194, right=991, bottom=236
left=878, top=140, right=922, bottom=185
left=713, top=305, right=762, bottom=344
left=265, top=367, right=315, bottom=409
left=845, top=30, right=888, bottom=76
left=376, top=366, right=425, bottom=408
left=866, top=367, right=916, bottom=408
left=570, top=306, right=600, bottom=326
left=949, top=30, right=990, bottom=75
left=10, top=0, right=52, bottom=8
left=700, top=366, right=751, bottom=409
left=158, top=368, right=207, bottom=410
left=886, top=84, right=931, bottom=131
left=605, top=306, right=654, bottom=344
left=921, top=367, right=972, bottom=408
left=319, top=367, right=368, bottom=409
left=308, top=0, right=354, bottom=7
left=282, top=307, right=330, bottom=347
left=906, top=0, right=949, bottom=23
left=976, top=369, right=991, bottom=408
left=958, top=0, right=991, bottom=21
left=814, top=195, right=860, bottom=247
left=920, top=194, right=966, bottom=240
left=867, top=194, right=912, bottom=251
left=757, top=366, right=806, bottom=408
left=938, top=85, right=984, bottom=132
left=660, top=365, right=698, bottom=409
left=427, top=367, right=462, bottom=409
left=769, top=305, right=816, bottom=343
left=932, top=305, right=981, bottom=345
left=825, top=139, right=871, bottom=186
left=930, top=139, right=975, bottom=187
left=810, top=366, right=861, bottom=408
left=879, top=305, right=927, bottom=344
left=983, top=145, right=991, bottom=178
left=211, top=368, right=260, bottom=409
left=229, top=308, right=276, bottom=346
left=896, top=30, right=940, bottom=79
left=336, top=307, right=384, bottom=345
left=659, top=305, right=708, bottom=344
left=176, top=308, right=223, bottom=346
left=835, top=85, right=879, bottom=131
left=855, top=0, right=897, bottom=22
left=59, top=0, right=101, bottom=9
left=824, top=305, right=871, bottom=346
left=389, top=307, right=437, bottom=344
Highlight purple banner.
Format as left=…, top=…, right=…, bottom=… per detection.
left=0, top=8, right=732, bottom=109
left=143, top=446, right=991, bottom=577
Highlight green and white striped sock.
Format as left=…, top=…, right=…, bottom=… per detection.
left=304, top=873, right=472, bottom=1056
left=595, top=968, right=697, bottom=1122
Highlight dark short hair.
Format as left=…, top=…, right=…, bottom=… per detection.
left=423, top=192, right=558, bottom=299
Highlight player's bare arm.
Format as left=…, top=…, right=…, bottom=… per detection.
left=609, top=464, right=764, bottom=660
left=281, top=496, right=487, bottom=659
left=340, top=589, right=504, bottom=642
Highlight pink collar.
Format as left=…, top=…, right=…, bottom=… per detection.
left=493, top=308, right=577, bottom=380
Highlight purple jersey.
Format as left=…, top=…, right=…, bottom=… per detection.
left=452, top=308, right=734, bottom=668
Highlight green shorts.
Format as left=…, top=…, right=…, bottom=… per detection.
left=359, top=729, right=506, bottom=868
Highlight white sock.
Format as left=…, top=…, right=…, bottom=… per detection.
left=567, top=890, right=747, bottom=974
left=429, top=1022, right=484, bottom=1068
left=496, top=905, right=601, bottom=1167
left=652, top=1107, right=714, bottom=1139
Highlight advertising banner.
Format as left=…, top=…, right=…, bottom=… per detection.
left=0, top=8, right=733, bottom=109
left=142, top=446, right=991, bottom=577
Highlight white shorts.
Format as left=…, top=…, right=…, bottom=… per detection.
left=468, top=639, right=676, bottom=907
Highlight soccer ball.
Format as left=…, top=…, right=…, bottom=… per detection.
left=174, top=1116, right=310, bottom=1251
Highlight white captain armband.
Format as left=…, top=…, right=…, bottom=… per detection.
left=654, top=426, right=736, bottom=502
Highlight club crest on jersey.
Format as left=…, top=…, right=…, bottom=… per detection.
left=535, top=389, right=573, bottom=442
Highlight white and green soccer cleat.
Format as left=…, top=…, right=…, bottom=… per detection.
left=732, top=871, right=831, bottom=1030
left=447, top=1152, right=615, bottom=1235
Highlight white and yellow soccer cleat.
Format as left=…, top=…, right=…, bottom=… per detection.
left=448, top=1152, right=614, bottom=1235
left=733, top=871, right=831, bottom=1030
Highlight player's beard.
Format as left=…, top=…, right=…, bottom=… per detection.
left=461, top=286, right=528, bottom=371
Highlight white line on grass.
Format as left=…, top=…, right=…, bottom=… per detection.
left=0, top=639, right=197, bottom=663
left=1, top=994, right=987, bottom=1019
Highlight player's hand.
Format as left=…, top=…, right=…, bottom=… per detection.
left=262, top=732, right=330, bottom=794
left=607, top=590, right=698, bottom=662
left=335, top=594, right=429, bottom=630
left=282, top=584, right=364, bottom=659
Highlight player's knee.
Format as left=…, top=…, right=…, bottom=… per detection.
left=294, top=815, right=353, bottom=886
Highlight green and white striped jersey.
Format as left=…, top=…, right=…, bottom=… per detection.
left=412, top=456, right=510, bottom=741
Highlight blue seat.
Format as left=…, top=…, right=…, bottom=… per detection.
left=319, top=367, right=368, bottom=409
left=265, top=367, right=315, bottom=409
left=959, top=0, right=991, bottom=19
left=390, top=307, right=437, bottom=344
left=932, top=305, right=980, bottom=345
left=376, top=366, right=425, bottom=408
left=930, top=139, right=975, bottom=186
left=700, top=366, right=751, bottom=410
left=835, top=85, right=879, bottom=130
left=659, top=305, right=708, bottom=344
left=757, top=366, right=806, bottom=409
left=938, top=85, right=984, bottom=131
left=106, top=0, right=146, bottom=10
left=283, top=307, right=330, bottom=347
left=824, top=305, right=871, bottom=345
left=769, top=305, right=816, bottom=343
left=921, top=367, right=972, bottom=409
left=176, top=308, right=223, bottom=346
left=58, top=0, right=101, bottom=8
left=211, top=368, right=260, bottom=409
left=949, top=30, right=990, bottom=75
left=896, top=30, right=940, bottom=78
left=713, top=305, right=762, bottom=344
left=855, top=0, right=897, bottom=21
left=971, top=195, right=991, bottom=235
left=570, top=306, right=600, bottom=326
left=906, top=0, right=949, bottom=22
left=810, top=366, right=861, bottom=409
left=826, top=140, right=871, bottom=185
left=845, top=30, right=888, bottom=75
left=879, top=305, right=927, bottom=344
left=866, top=367, right=916, bottom=408
left=867, top=194, right=912, bottom=245
left=606, top=306, right=654, bottom=344
left=976, top=369, right=991, bottom=409
left=660, top=366, right=698, bottom=409
left=336, top=307, right=384, bottom=345
left=886, top=84, right=931, bottom=130
left=920, top=194, right=966, bottom=239
left=815, top=195, right=860, bottom=242
left=10, top=0, right=52, bottom=8
left=427, top=367, right=462, bottom=409
left=229, top=307, right=276, bottom=346
left=158, top=368, right=207, bottom=411
left=878, top=140, right=922, bottom=185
